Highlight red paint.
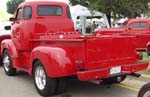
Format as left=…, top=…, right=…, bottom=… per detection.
left=1, top=1, right=148, bottom=81
left=0, top=35, right=11, bottom=59
left=78, top=62, right=148, bottom=81
left=96, top=18, right=150, bottom=51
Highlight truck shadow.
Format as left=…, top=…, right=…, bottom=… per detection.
left=53, top=79, right=136, bottom=97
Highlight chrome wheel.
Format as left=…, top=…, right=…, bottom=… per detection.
left=35, top=65, right=46, bottom=90
left=2, top=50, right=16, bottom=76
left=3, top=55, right=10, bottom=72
left=143, top=91, right=150, bottom=97
left=33, top=61, right=57, bottom=96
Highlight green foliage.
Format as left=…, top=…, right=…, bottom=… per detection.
left=7, top=0, right=25, bottom=14
left=112, top=0, right=150, bottom=18
left=70, top=0, right=150, bottom=26
left=70, top=0, right=87, bottom=6
left=142, top=52, right=149, bottom=62
left=71, top=0, right=150, bottom=18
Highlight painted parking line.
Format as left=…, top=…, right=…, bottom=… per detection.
left=114, top=83, right=139, bottom=92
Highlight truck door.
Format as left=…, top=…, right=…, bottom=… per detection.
left=12, top=8, right=23, bottom=50
left=12, top=7, right=32, bottom=69
left=127, top=22, right=149, bottom=50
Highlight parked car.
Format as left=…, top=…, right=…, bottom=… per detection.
left=96, top=18, right=150, bottom=51
left=2, top=1, right=148, bottom=96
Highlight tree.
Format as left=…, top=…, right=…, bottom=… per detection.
left=70, top=0, right=150, bottom=27
left=112, top=0, right=150, bottom=18
left=7, top=0, right=25, bottom=14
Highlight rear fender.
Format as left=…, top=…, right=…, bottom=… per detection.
left=30, top=46, right=78, bottom=77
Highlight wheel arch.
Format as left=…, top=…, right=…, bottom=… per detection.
left=2, top=48, right=7, bottom=55
left=31, top=58, right=40, bottom=76
left=146, top=42, right=150, bottom=56
left=30, top=46, right=77, bottom=78
left=1, top=39, right=18, bottom=57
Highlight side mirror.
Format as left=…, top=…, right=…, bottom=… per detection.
left=4, top=26, right=11, bottom=30
left=9, top=17, right=15, bottom=22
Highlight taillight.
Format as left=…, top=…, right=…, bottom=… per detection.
left=137, top=52, right=143, bottom=60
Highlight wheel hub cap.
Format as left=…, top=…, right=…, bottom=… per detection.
left=3, top=56, right=10, bottom=72
left=35, top=66, right=46, bottom=90
left=143, top=91, right=150, bottom=97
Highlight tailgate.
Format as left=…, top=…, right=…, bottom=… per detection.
left=84, top=36, right=137, bottom=70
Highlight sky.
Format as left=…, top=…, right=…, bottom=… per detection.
left=0, top=0, right=69, bottom=12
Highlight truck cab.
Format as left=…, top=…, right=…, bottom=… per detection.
left=1, top=1, right=148, bottom=96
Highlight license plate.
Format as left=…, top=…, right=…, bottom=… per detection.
left=110, top=66, right=121, bottom=75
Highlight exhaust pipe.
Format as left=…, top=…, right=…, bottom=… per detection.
left=80, top=16, right=86, bottom=36
left=129, top=73, right=141, bottom=77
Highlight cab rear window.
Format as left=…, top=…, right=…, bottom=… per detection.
left=130, top=22, right=148, bottom=29
left=37, top=5, right=63, bottom=16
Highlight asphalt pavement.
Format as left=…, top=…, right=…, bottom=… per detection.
left=0, top=66, right=141, bottom=97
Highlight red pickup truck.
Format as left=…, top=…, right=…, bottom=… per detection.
left=2, top=1, right=148, bottom=96
left=96, top=18, right=150, bottom=51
